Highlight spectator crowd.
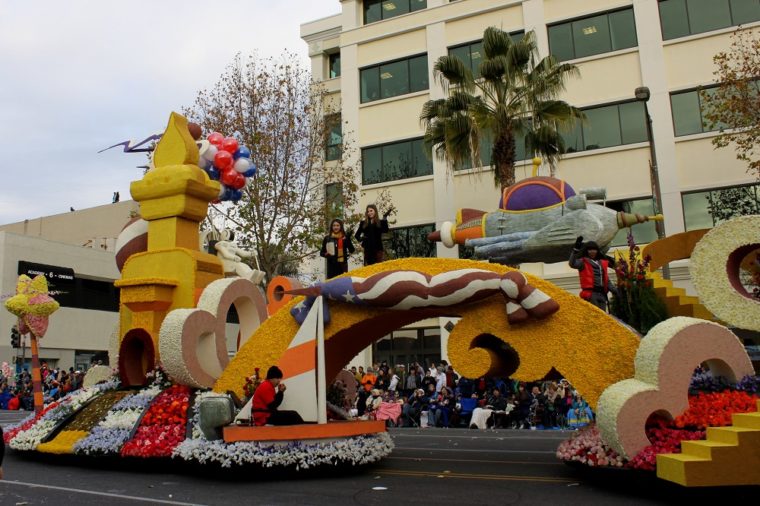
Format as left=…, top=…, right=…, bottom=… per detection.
left=328, top=361, right=594, bottom=430
left=0, top=362, right=87, bottom=410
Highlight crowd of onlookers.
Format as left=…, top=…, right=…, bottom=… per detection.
left=0, top=363, right=87, bottom=410
left=329, top=361, right=595, bottom=430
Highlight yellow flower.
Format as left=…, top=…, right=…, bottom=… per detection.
left=37, top=430, right=90, bottom=455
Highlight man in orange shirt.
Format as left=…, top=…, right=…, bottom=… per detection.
left=357, top=365, right=378, bottom=417
left=252, top=366, right=304, bottom=426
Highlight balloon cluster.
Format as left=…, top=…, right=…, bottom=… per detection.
left=196, top=131, right=256, bottom=203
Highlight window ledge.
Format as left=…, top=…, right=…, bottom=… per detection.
left=562, top=141, right=649, bottom=159
left=360, top=89, right=429, bottom=108
left=662, top=20, right=760, bottom=47
left=674, top=130, right=722, bottom=143
left=361, top=173, right=434, bottom=190
left=561, top=46, right=639, bottom=66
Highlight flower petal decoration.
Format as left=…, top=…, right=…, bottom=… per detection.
left=690, top=215, right=760, bottom=331
left=597, top=317, right=754, bottom=459
left=160, top=278, right=268, bottom=388
left=4, top=275, right=60, bottom=338
left=214, top=258, right=640, bottom=410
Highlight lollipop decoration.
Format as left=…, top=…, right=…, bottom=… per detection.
left=4, top=275, right=61, bottom=414
left=190, top=125, right=256, bottom=204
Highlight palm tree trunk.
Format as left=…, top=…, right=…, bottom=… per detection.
left=493, top=129, right=517, bottom=192
left=29, top=331, right=44, bottom=414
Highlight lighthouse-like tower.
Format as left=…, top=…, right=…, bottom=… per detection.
left=115, top=113, right=224, bottom=386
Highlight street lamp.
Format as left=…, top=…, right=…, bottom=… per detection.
left=635, top=86, right=670, bottom=280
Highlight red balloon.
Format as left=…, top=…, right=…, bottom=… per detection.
left=214, top=150, right=234, bottom=170
left=221, top=137, right=239, bottom=154
left=229, top=172, right=246, bottom=190
left=220, top=168, right=238, bottom=186
left=207, top=132, right=224, bottom=146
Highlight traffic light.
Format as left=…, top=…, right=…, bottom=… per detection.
left=10, top=326, right=20, bottom=348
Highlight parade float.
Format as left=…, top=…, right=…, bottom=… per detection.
left=4, top=112, right=759, bottom=486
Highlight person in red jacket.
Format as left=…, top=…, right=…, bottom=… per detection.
left=569, top=236, right=618, bottom=311
left=252, top=366, right=304, bottom=426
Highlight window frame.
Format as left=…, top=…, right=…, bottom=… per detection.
left=658, top=0, right=760, bottom=40
left=387, top=222, right=437, bottom=259
left=547, top=6, right=639, bottom=61
left=325, top=114, right=342, bottom=161
left=447, top=31, right=525, bottom=78
left=670, top=84, right=724, bottom=136
left=562, top=99, right=648, bottom=154
left=328, top=52, right=341, bottom=78
left=360, top=53, right=429, bottom=104
left=361, top=137, right=433, bottom=185
left=363, top=0, right=428, bottom=25
left=681, top=182, right=760, bottom=230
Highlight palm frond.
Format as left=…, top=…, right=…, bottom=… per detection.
left=434, top=55, right=475, bottom=92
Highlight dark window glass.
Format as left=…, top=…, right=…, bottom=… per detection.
left=408, top=54, right=429, bottom=93
left=361, top=66, right=380, bottom=103
left=687, top=0, right=732, bottom=34
left=448, top=31, right=523, bottom=78
left=388, top=223, right=436, bottom=258
left=682, top=184, right=760, bottom=230
left=328, top=52, right=341, bottom=78
left=583, top=106, right=622, bottom=149
left=561, top=101, right=647, bottom=153
left=364, top=0, right=382, bottom=24
left=549, top=8, right=637, bottom=61
left=618, top=101, right=647, bottom=144
left=548, top=22, right=575, bottom=61
left=469, top=41, right=484, bottom=78
left=325, top=114, right=342, bottom=161
left=362, top=138, right=432, bottom=184
left=671, top=90, right=703, bottom=136
left=659, top=0, right=758, bottom=40
left=608, top=198, right=658, bottom=246
left=325, top=182, right=343, bottom=219
left=659, top=0, right=690, bottom=39
left=572, top=13, right=612, bottom=58
left=609, top=9, right=638, bottom=50
left=364, top=0, right=427, bottom=24
left=731, top=0, right=760, bottom=25
left=380, top=60, right=409, bottom=99
left=362, top=146, right=383, bottom=184
left=670, top=86, right=726, bottom=136
left=361, top=54, right=428, bottom=103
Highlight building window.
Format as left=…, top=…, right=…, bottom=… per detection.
left=448, top=31, right=524, bottom=78
left=456, top=133, right=527, bottom=171
left=562, top=101, right=647, bottom=153
left=372, top=327, right=441, bottom=369
left=387, top=223, right=437, bottom=259
left=364, top=0, right=427, bottom=24
left=360, top=54, right=429, bottom=103
left=659, top=0, right=760, bottom=40
left=682, top=183, right=760, bottom=231
left=548, top=7, right=638, bottom=61
left=361, top=138, right=433, bottom=184
left=670, top=86, right=727, bottom=136
left=328, top=52, right=341, bottom=78
left=607, top=198, right=658, bottom=247
left=325, top=114, right=342, bottom=161
left=325, top=182, right=344, bottom=220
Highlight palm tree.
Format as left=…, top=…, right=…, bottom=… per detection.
left=421, top=28, right=584, bottom=190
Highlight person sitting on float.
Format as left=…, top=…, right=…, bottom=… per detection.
left=568, top=236, right=618, bottom=311
left=252, top=366, right=304, bottom=426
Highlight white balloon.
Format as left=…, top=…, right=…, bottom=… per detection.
left=233, top=157, right=251, bottom=174
left=204, top=144, right=218, bottom=162
left=218, top=183, right=226, bottom=198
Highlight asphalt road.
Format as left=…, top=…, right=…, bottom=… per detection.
left=0, top=413, right=758, bottom=505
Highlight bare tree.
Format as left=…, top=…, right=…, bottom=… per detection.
left=184, top=52, right=364, bottom=280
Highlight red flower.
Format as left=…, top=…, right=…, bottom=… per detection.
left=121, top=385, right=191, bottom=458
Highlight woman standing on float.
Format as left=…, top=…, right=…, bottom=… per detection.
left=320, top=219, right=355, bottom=279
left=354, top=204, right=392, bottom=266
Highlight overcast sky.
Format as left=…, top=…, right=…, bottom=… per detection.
left=0, top=0, right=340, bottom=224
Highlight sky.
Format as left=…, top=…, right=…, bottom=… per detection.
left=0, top=0, right=340, bottom=224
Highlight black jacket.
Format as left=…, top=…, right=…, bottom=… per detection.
left=355, top=219, right=388, bottom=252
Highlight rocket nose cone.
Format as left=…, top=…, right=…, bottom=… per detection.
left=428, top=230, right=442, bottom=242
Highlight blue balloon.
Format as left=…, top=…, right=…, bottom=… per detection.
left=233, top=146, right=251, bottom=160
left=243, top=165, right=257, bottom=178
left=207, top=167, right=220, bottom=180
left=230, top=189, right=243, bottom=202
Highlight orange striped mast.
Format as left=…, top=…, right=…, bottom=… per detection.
left=28, top=330, right=44, bottom=414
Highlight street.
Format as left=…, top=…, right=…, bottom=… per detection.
left=0, top=413, right=758, bottom=505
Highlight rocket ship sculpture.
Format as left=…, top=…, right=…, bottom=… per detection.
left=428, top=176, right=661, bottom=265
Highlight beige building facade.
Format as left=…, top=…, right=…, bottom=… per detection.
left=302, top=0, right=760, bottom=367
